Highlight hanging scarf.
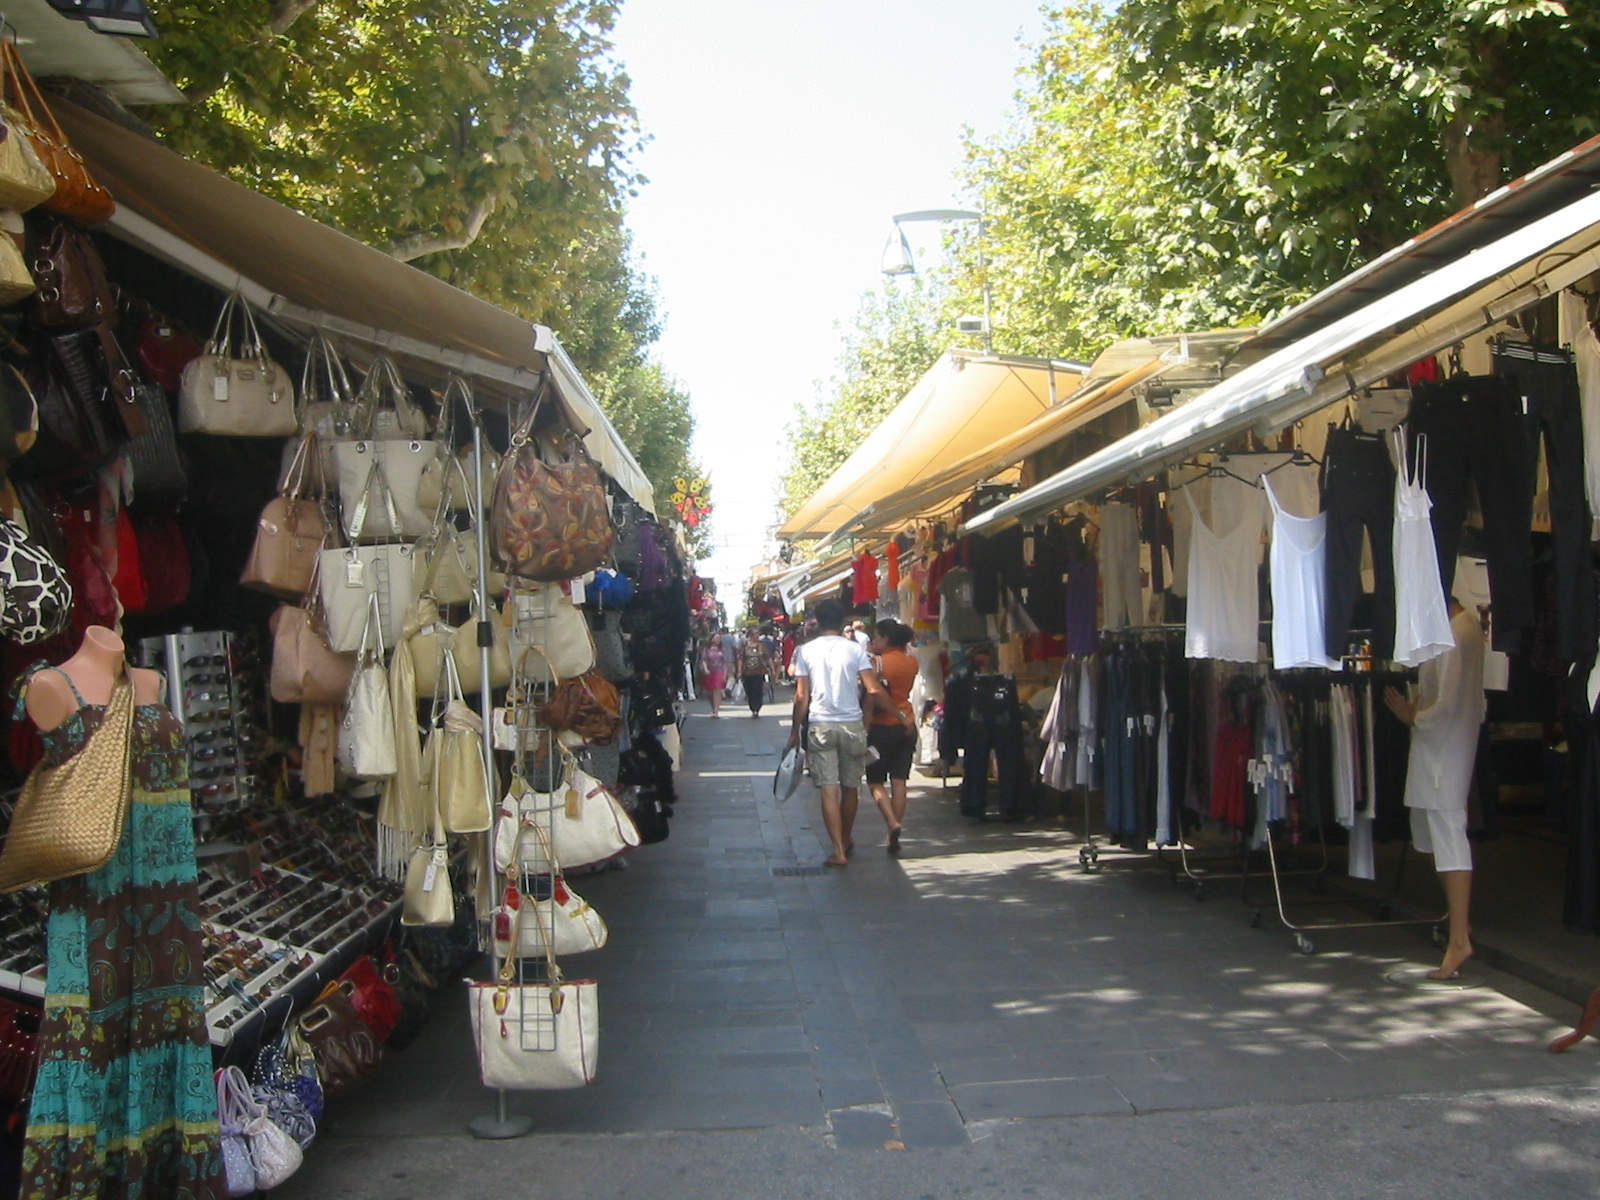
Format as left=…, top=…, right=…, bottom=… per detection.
left=377, top=595, right=430, bottom=879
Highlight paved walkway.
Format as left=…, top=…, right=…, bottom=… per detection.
left=282, top=698, right=1600, bottom=1196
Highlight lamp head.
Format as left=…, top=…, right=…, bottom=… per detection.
left=46, top=0, right=159, bottom=37
left=879, top=225, right=916, bottom=277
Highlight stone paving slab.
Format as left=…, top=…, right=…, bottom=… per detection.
left=300, top=701, right=1600, bottom=1173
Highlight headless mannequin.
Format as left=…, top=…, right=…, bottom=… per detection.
left=25, top=626, right=162, bottom=732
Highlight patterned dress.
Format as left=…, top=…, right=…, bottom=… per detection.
left=17, top=667, right=221, bottom=1200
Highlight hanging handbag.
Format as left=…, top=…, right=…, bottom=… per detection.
left=421, top=652, right=493, bottom=834
left=215, top=1065, right=303, bottom=1193
left=0, top=674, right=135, bottom=892
left=122, top=373, right=189, bottom=508
left=278, top=332, right=357, bottom=493
left=0, top=44, right=113, bottom=225
left=177, top=292, right=296, bottom=436
left=249, top=1031, right=318, bottom=1150
left=0, top=226, right=32, bottom=303
left=269, top=591, right=356, bottom=705
left=492, top=764, right=640, bottom=874
left=418, top=440, right=501, bottom=513
left=539, top=671, right=623, bottom=746
left=338, top=594, right=398, bottom=779
left=401, top=800, right=454, bottom=928
left=408, top=595, right=512, bottom=699
left=29, top=218, right=114, bottom=331
left=135, top=316, right=201, bottom=394
left=0, top=513, right=72, bottom=646
left=318, top=540, right=415, bottom=653
left=242, top=437, right=329, bottom=600
left=493, top=821, right=607, bottom=958
left=354, top=351, right=431, bottom=441
left=331, top=956, right=402, bottom=1043
left=489, top=395, right=614, bottom=581
left=469, top=901, right=598, bottom=1090
left=295, top=982, right=384, bottom=1099
left=412, top=488, right=478, bottom=606
left=0, top=102, right=54, bottom=212
left=506, top=582, right=596, bottom=679
left=335, top=441, right=436, bottom=541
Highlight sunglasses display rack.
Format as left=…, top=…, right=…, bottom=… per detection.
left=0, top=853, right=48, bottom=1000
left=134, top=629, right=265, bottom=822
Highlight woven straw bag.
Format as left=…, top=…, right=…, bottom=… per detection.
left=0, top=677, right=135, bottom=892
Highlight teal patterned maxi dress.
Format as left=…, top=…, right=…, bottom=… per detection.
left=16, top=667, right=222, bottom=1199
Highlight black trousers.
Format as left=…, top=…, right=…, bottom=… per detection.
left=741, top=674, right=766, bottom=714
left=1492, top=346, right=1595, bottom=660
left=1322, top=426, right=1397, bottom=659
left=959, top=675, right=1025, bottom=818
left=1409, top=375, right=1534, bottom=653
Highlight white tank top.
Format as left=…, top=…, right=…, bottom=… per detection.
left=1391, top=427, right=1455, bottom=668
left=1182, top=484, right=1260, bottom=662
left=1262, top=475, right=1339, bottom=670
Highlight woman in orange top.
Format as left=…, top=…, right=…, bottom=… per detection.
left=867, top=619, right=920, bottom=851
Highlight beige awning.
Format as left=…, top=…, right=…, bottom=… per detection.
left=52, top=99, right=655, bottom=509
left=778, top=351, right=1087, bottom=541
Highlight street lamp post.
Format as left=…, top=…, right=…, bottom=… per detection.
left=879, top=208, right=994, bottom=355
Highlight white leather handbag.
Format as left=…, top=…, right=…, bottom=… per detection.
left=335, top=441, right=438, bottom=542
left=506, top=583, right=595, bottom=680
left=178, top=292, right=297, bottom=436
left=319, top=542, right=415, bottom=653
left=492, top=766, right=640, bottom=874
left=337, top=595, right=397, bottom=780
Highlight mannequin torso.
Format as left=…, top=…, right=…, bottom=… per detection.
left=25, top=626, right=162, bottom=732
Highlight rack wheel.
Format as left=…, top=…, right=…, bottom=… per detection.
left=1295, top=934, right=1315, bottom=955
left=1249, top=910, right=1262, bottom=928
left=1431, top=925, right=1446, bottom=948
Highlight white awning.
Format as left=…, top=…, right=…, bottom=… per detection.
left=968, top=186, right=1600, bottom=533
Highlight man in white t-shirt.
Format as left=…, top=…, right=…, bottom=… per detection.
left=788, top=599, right=907, bottom=867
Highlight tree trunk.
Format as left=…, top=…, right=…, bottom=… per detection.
left=1442, top=34, right=1509, bottom=207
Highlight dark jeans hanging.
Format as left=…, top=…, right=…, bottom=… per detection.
left=1322, top=426, right=1397, bottom=660
left=958, top=674, right=1026, bottom=819
left=1408, top=375, right=1534, bottom=653
left=1491, top=345, right=1596, bottom=661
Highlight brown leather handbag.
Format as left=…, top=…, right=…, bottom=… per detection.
left=539, top=670, right=623, bottom=745
left=489, top=395, right=614, bottom=582
left=29, top=218, right=115, bottom=331
left=242, top=437, right=328, bottom=600
left=296, top=982, right=384, bottom=1099
left=1, top=44, right=114, bottom=226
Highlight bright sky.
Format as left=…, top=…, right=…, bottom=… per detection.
left=609, top=0, right=1049, bottom=611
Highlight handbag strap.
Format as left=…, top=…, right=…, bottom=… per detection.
left=282, top=433, right=314, bottom=501
left=357, top=588, right=386, bottom=664
left=356, top=353, right=425, bottom=439
left=298, top=332, right=353, bottom=423
left=347, top=455, right=403, bottom=541
left=1, top=44, right=70, bottom=149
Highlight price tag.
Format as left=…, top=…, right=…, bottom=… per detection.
left=421, top=860, right=439, bottom=893
left=212, top=373, right=229, bottom=402
left=346, top=556, right=366, bottom=587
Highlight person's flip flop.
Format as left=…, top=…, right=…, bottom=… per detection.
left=887, top=828, right=902, bottom=853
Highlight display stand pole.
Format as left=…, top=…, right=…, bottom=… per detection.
left=461, top=383, right=534, bottom=1141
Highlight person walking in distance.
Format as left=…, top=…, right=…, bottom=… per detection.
left=1382, top=598, right=1486, bottom=979
left=866, top=619, right=920, bottom=852
left=700, top=635, right=728, bottom=718
left=788, top=598, right=899, bottom=867
left=736, top=627, right=773, bottom=717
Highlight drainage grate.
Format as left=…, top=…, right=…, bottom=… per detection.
left=772, top=866, right=828, bottom=877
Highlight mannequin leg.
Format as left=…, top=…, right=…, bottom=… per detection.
left=1433, top=869, right=1473, bottom=979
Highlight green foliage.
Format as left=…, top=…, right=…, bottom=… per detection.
left=142, top=1, right=699, bottom=520
left=779, top=281, right=953, bottom=524
left=954, top=0, right=1600, bottom=363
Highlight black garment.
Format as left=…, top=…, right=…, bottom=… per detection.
left=1408, top=375, right=1534, bottom=653
left=1321, top=424, right=1397, bottom=660
left=943, top=671, right=1027, bottom=818
left=1020, top=521, right=1070, bottom=636
left=741, top=674, right=766, bottom=715
left=1492, top=345, right=1596, bottom=660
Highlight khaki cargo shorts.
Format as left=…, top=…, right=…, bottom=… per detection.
left=805, top=720, right=867, bottom=788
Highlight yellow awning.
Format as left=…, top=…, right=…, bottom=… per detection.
left=833, top=357, right=1170, bottom=540
left=779, top=351, right=1086, bottom=541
